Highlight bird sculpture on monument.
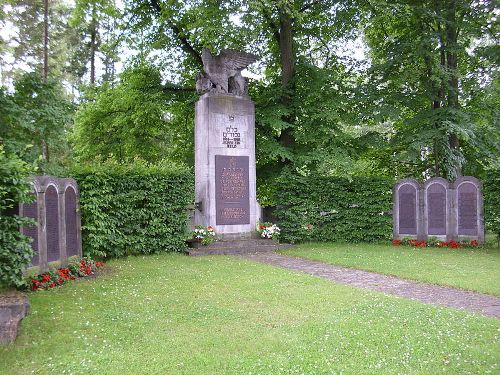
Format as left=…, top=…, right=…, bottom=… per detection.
left=196, top=48, right=258, bottom=96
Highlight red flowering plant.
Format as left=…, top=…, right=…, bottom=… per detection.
left=28, top=258, right=104, bottom=291
left=393, top=237, right=481, bottom=249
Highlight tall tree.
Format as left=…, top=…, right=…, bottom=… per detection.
left=361, top=0, right=498, bottom=179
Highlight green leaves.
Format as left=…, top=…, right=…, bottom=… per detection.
left=0, top=145, right=36, bottom=288
left=72, top=162, right=193, bottom=258
left=275, top=172, right=393, bottom=243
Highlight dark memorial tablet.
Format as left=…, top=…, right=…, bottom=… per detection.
left=45, top=185, right=60, bottom=263
left=398, top=184, right=417, bottom=235
left=427, top=183, right=446, bottom=235
left=458, top=183, right=478, bottom=236
left=215, top=155, right=250, bottom=225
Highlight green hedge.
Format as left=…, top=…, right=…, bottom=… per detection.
left=274, top=173, right=394, bottom=243
left=72, top=163, right=193, bottom=258
left=484, top=170, right=500, bottom=238
left=0, top=146, right=35, bottom=287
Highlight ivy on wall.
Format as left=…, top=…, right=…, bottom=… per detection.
left=72, top=163, right=193, bottom=258
left=274, top=173, right=394, bottom=243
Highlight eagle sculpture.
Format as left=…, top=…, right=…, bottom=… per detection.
left=196, top=48, right=258, bottom=96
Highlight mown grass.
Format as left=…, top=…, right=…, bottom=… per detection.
left=281, top=242, right=500, bottom=296
left=0, top=253, right=499, bottom=374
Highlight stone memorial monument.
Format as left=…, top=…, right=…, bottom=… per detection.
left=14, top=176, right=82, bottom=270
left=194, top=48, right=260, bottom=238
left=393, top=176, right=484, bottom=242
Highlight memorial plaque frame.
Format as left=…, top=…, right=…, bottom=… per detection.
left=16, top=176, right=82, bottom=271
left=452, top=177, right=484, bottom=243
left=424, top=178, right=449, bottom=239
left=393, top=176, right=484, bottom=243
left=393, top=179, right=423, bottom=240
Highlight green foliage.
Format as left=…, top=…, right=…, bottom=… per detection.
left=73, top=64, right=174, bottom=163
left=275, top=172, right=393, bottom=243
left=484, top=169, right=500, bottom=238
left=0, top=72, right=74, bottom=171
left=0, top=145, right=36, bottom=288
left=71, top=161, right=193, bottom=258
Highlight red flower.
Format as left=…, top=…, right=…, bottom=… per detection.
left=42, top=274, right=51, bottom=282
left=392, top=239, right=401, bottom=246
left=470, top=240, right=478, bottom=247
left=49, top=282, right=56, bottom=288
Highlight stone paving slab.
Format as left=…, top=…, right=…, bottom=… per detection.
left=240, top=253, right=500, bottom=319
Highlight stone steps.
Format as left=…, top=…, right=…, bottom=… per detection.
left=187, top=239, right=292, bottom=256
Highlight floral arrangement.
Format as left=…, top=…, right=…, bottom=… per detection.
left=192, top=225, right=216, bottom=245
left=257, top=222, right=281, bottom=240
left=392, top=238, right=480, bottom=249
left=29, top=258, right=104, bottom=291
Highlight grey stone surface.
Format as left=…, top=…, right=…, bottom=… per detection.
left=194, top=93, right=260, bottom=237
left=18, top=176, right=82, bottom=271
left=187, top=239, right=292, bottom=256
left=453, top=176, right=484, bottom=242
left=242, top=253, right=500, bottom=318
left=196, top=48, right=257, bottom=95
left=0, top=291, right=30, bottom=344
left=393, top=179, right=423, bottom=240
left=393, top=177, right=484, bottom=242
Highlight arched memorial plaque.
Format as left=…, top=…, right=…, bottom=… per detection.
left=425, top=178, right=448, bottom=237
left=454, top=177, right=483, bottom=242
left=393, top=179, right=421, bottom=239
left=45, top=185, right=60, bottom=263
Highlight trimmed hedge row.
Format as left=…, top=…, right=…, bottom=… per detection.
left=275, top=172, right=500, bottom=244
left=274, top=173, right=394, bottom=243
left=484, top=169, right=500, bottom=238
left=72, top=163, right=193, bottom=258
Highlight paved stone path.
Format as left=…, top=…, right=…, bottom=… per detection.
left=240, top=252, right=500, bottom=318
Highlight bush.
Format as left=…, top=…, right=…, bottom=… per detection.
left=274, top=172, right=393, bottom=243
left=0, top=146, right=35, bottom=287
left=484, top=169, right=500, bottom=239
left=72, top=162, right=193, bottom=258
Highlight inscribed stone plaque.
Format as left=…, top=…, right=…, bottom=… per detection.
left=215, top=155, right=250, bottom=225
left=214, top=113, right=247, bottom=149
left=458, top=183, right=478, bottom=235
left=45, top=186, right=60, bottom=263
left=65, top=187, right=78, bottom=257
left=427, top=183, right=446, bottom=235
left=21, top=198, right=39, bottom=266
left=398, top=184, right=417, bottom=235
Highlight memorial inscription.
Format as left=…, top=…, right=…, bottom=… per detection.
left=427, top=183, right=447, bottom=235
left=458, top=185, right=478, bottom=235
left=215, top=155, right=250, bottom=225
left=398, top=186, right=417, bottom=235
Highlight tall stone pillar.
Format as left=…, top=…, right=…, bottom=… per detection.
left=194, top=93, right=260, bottom=238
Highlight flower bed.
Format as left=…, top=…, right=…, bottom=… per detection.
left=191, top=225, right=216, bottom=246
left=392, top=238, right=480, bottom=249
left=28, top=259, right=104, bottom=291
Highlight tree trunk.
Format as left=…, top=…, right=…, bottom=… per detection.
left=278, top=7, right=296, bottom=151
left=445, top=0, right=461, bottom=177
left=90, top=5, right=98, bottom=84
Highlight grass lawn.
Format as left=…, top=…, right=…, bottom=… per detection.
left=281, top=242, right=500, bottom=296
left=1, top=254, right=499, bottom=374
